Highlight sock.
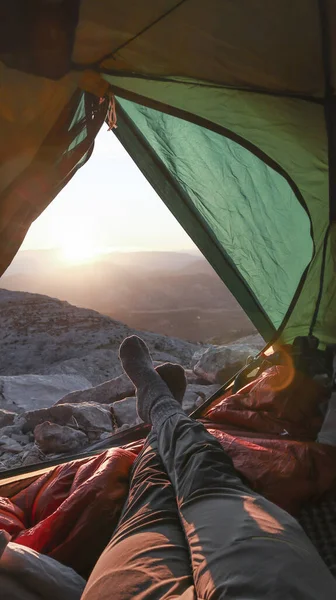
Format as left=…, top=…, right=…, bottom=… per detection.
left=119, top=336, right=186, bottom=426
left=155, top=362, right=187, bottom=403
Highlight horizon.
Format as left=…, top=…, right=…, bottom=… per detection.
left=4, top=246, right=202, bottom=275
left=16, top=246, right=201, bottom=256
left=19, top=124, right=197, bottom=265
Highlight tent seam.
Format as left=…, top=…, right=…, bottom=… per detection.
left=309, top=0, right=335, bottom=337
left=82, top=0, right=189, bottom=69
left=91, top=70, right=324, bottom=105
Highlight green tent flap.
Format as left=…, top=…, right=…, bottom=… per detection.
left=114, top=98, right=313, bottom=342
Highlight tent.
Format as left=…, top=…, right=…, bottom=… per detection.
left=1, top=1, right=336, bottom=577
left=0, top=0, right=335, bottom=349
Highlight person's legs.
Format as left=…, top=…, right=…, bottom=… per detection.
left=81, top=433, right=195, bottom=600
left=120, top=336, right=336, bottom=600
left=82, top=363, right=195, bottom=600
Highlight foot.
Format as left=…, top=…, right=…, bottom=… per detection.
left=119, top=336, right=185, bottom=423
left=155, top=363, right=187, bottom=403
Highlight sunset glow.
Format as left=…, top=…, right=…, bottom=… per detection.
left=60, top=240, right=99, bottom=264
left=22, top=126, right=195, bottom=256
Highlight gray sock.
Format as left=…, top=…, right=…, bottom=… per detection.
left=155, top=362, right=187, bottom=403
left=119, top=336, right=186, bottom=426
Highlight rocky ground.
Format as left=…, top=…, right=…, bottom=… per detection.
left=0, top=289, right=264, bottom=472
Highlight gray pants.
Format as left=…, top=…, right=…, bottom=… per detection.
left=82, top=413, right=336, bottom=599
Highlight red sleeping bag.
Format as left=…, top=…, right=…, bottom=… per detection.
left=1, top=365, right=336, bottom=577
left=1, top=448, right=136, bottom=577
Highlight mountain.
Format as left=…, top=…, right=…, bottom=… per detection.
left=0, top=289, right=200, bottom=386
left=0, top=249, right=256, bottom=342
left=98, top=250, right=202, bottom=272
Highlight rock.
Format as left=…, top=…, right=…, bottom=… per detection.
left=22, top=403, right=113, bottom=440
left=0, top=290, right=199, bottom=386
left=0, top=453, right=23, bottom=470
left=21, top=442, right=34, bottom=454
left=42, top=350, right=123, bottom=387
left=55, top=373, right=135, bottom=406
left=22, top=405, right=75, bottom=433
left=182, top=384, right=220, bottom=413
left=191, top=346, right=210, bottom=367
left=34, top=422, right=88, bottom=454
left=182, top=391, right=202, bottom=414
left=99, top=431, right=113, bottom=441
left=0, top=409, right=16, bottom=428
left=0, top=453, right=14, bottom=463
left=21, top=444, right=45, bottom=466
left=22, top=405, right=72, bottom=433
left=12, top=415, right=27, bottom=430
left=184, top=369, right=209, bottom=385
left=0, top=374, right=92, bottom=412
left=112, top=397, right=138, bottom=428
left=151, top=352, right=183, bottom=365
left=65, top=403, right=113, bottom=440
left=0, top=425, right=23, bottom=437
left=195, top=395, right=206, bottom=407
left=0, top=436, right=23, bottom=454
left=116, top=423, right=131, bottom=432
left=192, top=335, right=264, bottom=384
left=11, top=433, right=30, bottom=445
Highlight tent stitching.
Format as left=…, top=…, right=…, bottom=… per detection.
left=309, top=224, right=331, bottom=336
left=95, top=70, right=325, bottom=105
left=73, top=0, right=189, bottom=70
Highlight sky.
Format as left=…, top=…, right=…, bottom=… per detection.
left=21, top=124, right=196, bottom=263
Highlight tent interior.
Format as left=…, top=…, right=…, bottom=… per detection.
left=0, top=0, right=336, bottom=583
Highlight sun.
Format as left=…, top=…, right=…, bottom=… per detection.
left=58, top=222, right=101, bottom=265
left=61, top=240, right=99, bottom=264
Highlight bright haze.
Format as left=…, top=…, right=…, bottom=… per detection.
left=0, top=126, right=255, bottom=343
left=21, top=125, right=196, bottom=260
